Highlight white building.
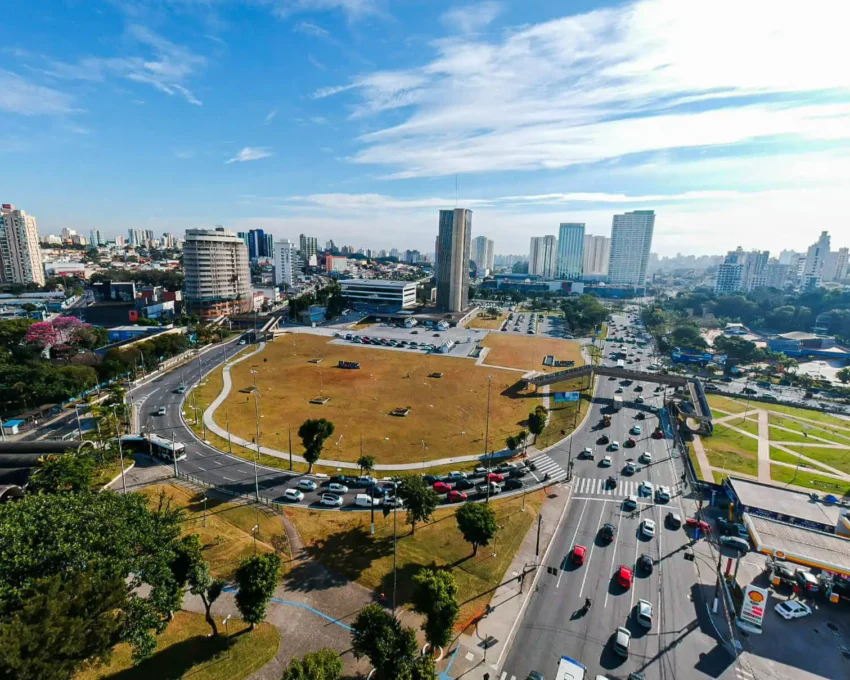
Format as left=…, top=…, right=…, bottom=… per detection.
left=274, top=239, right=297, bottom=287
left=0, top=204, right=45, bottom=286
left=608, top=210, right=655, bottom=285
left=556, top=223, right=585, bottom=280
left=339, top=279, right=417, bottom=309
left=183, top=227, right=252, bottom=319
left=299, top=234, right=318, bottom=267
left=824, top=248, right=849, bottom=283
left=436, top=208, right=472, bottom=312
left=471, top=235, right=495, bottom=275
left=802, top=231, right=830, bottom=289
left=714, top=262, right=745, bottom=294
left=583, top=234, right=611, bottom=275
left=529, top=235, right=558, bottom=279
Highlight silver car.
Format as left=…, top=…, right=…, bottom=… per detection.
left=636, top=599, right=653, bottom=628
left=613, top=626, right=631, bottom=657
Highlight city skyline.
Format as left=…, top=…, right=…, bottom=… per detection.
left=3, top=1, right=847, bottom=256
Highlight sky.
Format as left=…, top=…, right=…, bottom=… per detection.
left=2, top=0, right=849, bottom=256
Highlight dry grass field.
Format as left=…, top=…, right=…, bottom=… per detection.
left=480, top=333, right=584, bottom=374
left=468, top=311, right=508, bottom=330
left=219, top=333, right=550, bottom=464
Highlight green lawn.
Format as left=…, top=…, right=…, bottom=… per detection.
left=719, top=416, right=760, bottom=437
left=760, top=401, right=850, bottom=429
left=707, top=394, right=752, bottom=414
left=768, top=414, right=850, bottom=445
left=702, top=426, right=759, bottom=477
left=770, top=464, right=850, bottom=497
left=778, top=446, right=850, bottom=477
left=76, top=611, right=279, bottom=680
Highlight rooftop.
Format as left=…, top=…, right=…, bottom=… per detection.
left=745, top=513, right=850, bottom=576
left=728, top=476, right=841, bottom=526
left=339, top=279, right=415, bottom=289
left=777, top=331, right=821, bottom=341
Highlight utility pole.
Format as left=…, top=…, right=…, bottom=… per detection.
left=111, top=406, right=127, bottom=494
left=253, top=390, right=261, bottom=501
left=392, top=502, right=398, bottom=619
left=484, top=375, right=492, bottom=456
left=535, top=514, right=542, bottom=566
left=226, top=410, right=233, bottom=454
left=171, top=430, right=178, bottom=478
left=289, top=427, right=293, bottom=470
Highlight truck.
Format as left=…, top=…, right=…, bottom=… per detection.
left=555, top=654, right=586, bottom=680
left=612, top=396, right=623, bottom=412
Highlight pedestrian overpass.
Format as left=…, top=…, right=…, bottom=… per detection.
left=524, top=364, right=714, bottom=434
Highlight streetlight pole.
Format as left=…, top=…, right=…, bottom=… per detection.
left=111, top=406, right=127, bottom=494
left=288, top=427, right=293, bottom=471
left=226, top=410, right=233, bottom=454
left=252, top=390, right=261, bottom=501
left=484, top=375, right=492, bottom=456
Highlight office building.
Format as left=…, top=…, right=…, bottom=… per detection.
left=0, top=204, right=45, bottom=286
left=183, top=227, right=252, bottom=319
left=325, top=255, right=349, bottom=274
left=238, top=229, right=273, bottom=260
left=299, top=234, right=318, bottom=267
left=608, top=210, right=655, bottom=286
left=471, top=236, right=495, bottom=275
left=824, top=248, right=849, bottom=283
left=556, top=223, right=585, bottom=280
left=128, top=229, right=145, bottom=247
left=583, top=235, right=611, bottom=276
left=114, top=235, right=127, bottom=247
left=436, top=209, right=472, bottom=312
left=274, top=238, right=297, bottom=287
left=405, top=249, right=422, bottom=264
left=802, top=231, right=831, bottom=290
left=714, top=262, right=745, bottom=294
left=713, top=248, right=769, bottom=294
left=339, top=279, right=417, bottom=309
left=89, top=229, right=104, bottom=247
left=764, top=262, right=791, bottom=289
left=778, top=250, right=801, bottom=265
left=529, top=235, right=558, bottom=279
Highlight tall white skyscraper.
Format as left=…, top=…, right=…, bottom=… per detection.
left=0, top=204, right=45, bottom=286
left=274, top=239, right=297, bottom=287
left=608, top=210, right=655, bottom=285
left=436, top=209, right=472, bottom=312
left=824, top=247, right=849, bottom=283
left=471, top=235, right=495, bottom=275
left=183, top=227, right=252, bottom=319
left=802, top=231, right=830, bottom=290
left=582, top=235, right=611, bottom=275
left=529, top=235, right=558, bottom=279
left=556, top=223, right=585, bottom=279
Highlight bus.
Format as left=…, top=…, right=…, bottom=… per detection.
left=120, top=434, right=187, bottom=462
left=555, top=654, right=586, bottom=680
left=612, top=396, right=623, bottom=411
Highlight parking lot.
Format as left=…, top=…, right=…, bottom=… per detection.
left=328, top=323, right=490, bottom=358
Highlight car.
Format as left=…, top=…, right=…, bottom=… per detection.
left=327, top=483, right=348, bottom=494
left=473, top=466, right=488, bottom=476
left=704, top=383, right=720, bottom=392
left=623, top=495, right=638, bottom=511
left=630, top=425, right=642, bottom=435
left=613, top=627, right=632, bottom=657
left=411, top=330, right=419, bottom=334
left=743, top=387, right=757, bottom=395
left=330, top=474, right=357, bottom=486
left=509, top=467, right=529, bottom=478
left=282, top=488, right=304, bottom=502
left=617, top=564, right=634, bottom=588
left=634, top=385, right=643, bottom=392
left=649, top=405, right=658, bottom=413
left=616, top=387, right=624, bottom=393
left=238, top=339, right=247, bottom=345
left=638, top=553, right=654, bottom=574
left=685, top=517, right=711, bottom=533
left=635, top=412, right=646, bottom=420
left=525, top=672, right=545, bottom=680
left=433, top=482, right=451, bottom=494
left=601, top=456, right=613, bottom=467
left=357, top=475, right=377, bottom=487
left=641, top=519, right=656, bottom=537
left=366, top=485, right=388, bottom=498
left=720, top=536, right=749, bottom=554
left=598, top=434, right=610, bottom=444
left=795, top=570, right=819, bottom=593
left=320, top=493, right=343, bottom=507
left=572, top=544, right=588, bottom=565
left=296, top=479, right=317, bottom=492
left=581, top=447, right=594, bottom=459
left=422, top=474, right=439, bottom=486
left=640, top=451, right=652, bottom=464
left=447, top=490, right=468, bottom=503
left=638, top=480, right=654, bottom=496
left=636, top=599, right=653, bottom=628
left=504, top=478, right=523, bottom=490
left=609, top=441, right=620, bottom=451
left=608, top=376, right=617, bottom=381
left=599, top=523, right=616, bottom=543
left=717, top=518, right=749, bottom=538
left=775, top=600, right=813, bottom=620
left=383, top=495, right=404, bottom=508
left=455, top=478, right=476, bottom=490
left=486, top=472, right=505, bottom=483
left=635, top=396, right=645, bottom=403
left=721, top=376, right=733, bottom=382
left=496, top=462, right=519, bottom=473
left=655, top=486, right=671, bottom=502
left=606, top=476, right=618, bottom=489
left=157, top=406, right=167, bottom=416
left=174, top=385, right=186, bottom=394
left=446, top=471, right=468, bottom=480
left=625, top=437, right=636, bottom=448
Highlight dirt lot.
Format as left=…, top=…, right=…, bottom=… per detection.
left=480, top=333, right=584, bottom=373
left=219, top=334, right=544, bottom=464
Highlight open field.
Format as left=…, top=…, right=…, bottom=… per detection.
left=701, top=426, right=759, bottom=477
left=138, top=484, right=285, bottom=579
left=284, top=489, right=545, bottom=628
left=776, top=445, right=850, bottom=477
left=716, top=416, right=759, bottom=437
left=468, top=311, right=508, bottom=330
left=768, top=413, right=850, bottom=445
left=76, top=611, right=279, bottom=680
left=707, top=394, right=753, bottom=414
left=757, top=401, right=850, bottom=428
left=535, top=377, right=593, bottom=450
left=480, top=333, right=583, bottom=374
left=220, top=334, right=546, bottom=464
left=770, top=464, right=850, bottom=497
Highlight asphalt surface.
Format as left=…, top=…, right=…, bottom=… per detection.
left=501, top=312, right=737, bottom=680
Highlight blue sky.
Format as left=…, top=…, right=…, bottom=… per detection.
left=2, top=0, right=849, bottom=255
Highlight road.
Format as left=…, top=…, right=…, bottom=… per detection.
left=501, top=311, right=737, bottom=680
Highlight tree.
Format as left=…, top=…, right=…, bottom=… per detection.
left=527, top=405, right=547, bottom=443
left=298, top=419, right=335, bottom=474
left=357, top=455, right=376, bottom=477
left=0, top=569, right=125, bottom=680
left=839, top=368, right=850, bottom=384
left=282, top=648, right=343, bottom=680
left=455, top=502, right=497, bottom=556
left=171, top=535, right=225, bottom=636
left=506, top=435, right=519, bottom=453
left=350, top=604, right=418, bottom=680
left=411, top=568, right=459, bottom=650
left=234, top=553, right=281, bottom=630
left=397, top=475, right=439, bottom=535
left=27, top=452, right=95, bottom=495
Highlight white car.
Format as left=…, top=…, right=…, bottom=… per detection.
left=775, top=600, right=812, bottom=620
left=636, top=599, right=653, bottom=628
left=327, top=483, right=348, bottom=494
left=640, top=451, right=652, bottom=464
left=320, top=493, right=343, bottom=507
left=639, top=480, right=654, bottom=497
left=641, top=519, right=656, bottom=537
left=282, top=489, right=304, bottom=503
left=296, top=479, right=318, bottom=492
left=447, top=471, right=468, bottom=480
left=157, top=406, right=166, bottom=416
left=601, top=456, right=613, bottom=467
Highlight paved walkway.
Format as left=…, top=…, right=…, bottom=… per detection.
left=691, top=435, right=714, bottom=481
left=756, top=410, right=771, bottom=483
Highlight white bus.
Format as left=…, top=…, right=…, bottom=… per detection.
left=555, top=654, right=586, bottom=680
left=120, top=434, right=187, bottom=462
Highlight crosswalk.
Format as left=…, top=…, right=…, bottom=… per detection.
left=529, top=453, right=567, bottom=482
left=572, top=476, right=652, bottom=498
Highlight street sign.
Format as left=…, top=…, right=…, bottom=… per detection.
left=553, top=391, right=580, bottom=403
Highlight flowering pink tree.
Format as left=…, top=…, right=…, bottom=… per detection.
left=24, top=321, right=59, bottom=349
left=25, top=316, right=91, bottom=352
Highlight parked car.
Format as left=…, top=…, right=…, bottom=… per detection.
left=613, top=627, right=632, bottom=658
left=685, top=517, right=710, bottom=533
left=636, top=599, right=653, bottom=628
left=296, top=479, right=318, bottom=492
left=795, top=570, right=819, bottom=593
left=447, top=490, right=468, bottom=503
left=433, top=481, right=451, bottom=494
left=327, top=483, right=348, bottom=495
left=321, top=493, right=344, bottom=507
left=720, top=536, right=750, bottom=554
left=282, top=489, right=304, bottom=502
left=775, top=600, right=812, bottom=620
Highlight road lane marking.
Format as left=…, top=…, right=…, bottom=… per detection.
left=221, top=475, right=236, bottom=481
left=579, top=501, right=607, bottom=599
left=630, top=514, right=641, bottom=611
left=558, top=498, right=588, bottom=588
left=604, top=504, right=625, bottom=609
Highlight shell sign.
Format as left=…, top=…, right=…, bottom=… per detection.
left=740, top=584, right=769, bottom=632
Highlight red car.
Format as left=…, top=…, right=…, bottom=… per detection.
left=685, top=518, right=711, bottom=533
left=617, top=565, right=634, bottom=588
left=572, top=544, right=587, bottom=565
left=433, top=482, right=451, bottom=494
left=625, top=437, right=637, bottom=448
left=651, top=429, right=664, bottom=439
left=486, top=472, right=504, bottom=483
left=447, top=490, right=468, bottom=503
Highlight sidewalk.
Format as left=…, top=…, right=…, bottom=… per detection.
left=437, top=481, right=573, bottom=680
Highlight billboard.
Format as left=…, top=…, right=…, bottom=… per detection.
left=553, top=391, right=580, bottom=403
left=671, top=347, right=727, bottom=366
left=739, top=584, right=769, bottom=633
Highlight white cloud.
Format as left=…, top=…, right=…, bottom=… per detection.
left=312, top=0, right=850, bottom=178
left=0, top=70, right=75, bottom=115
left=271, top=0, right=379, bottom=21
left=293, top=21, right=331, bottom=38
left=264, top=109, right=278, bottom=124
left=226, top=146, right=273, bottom=163
left=441, top=2, right=503, bottom=33
left=285, top=193, right=494, bottom=211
